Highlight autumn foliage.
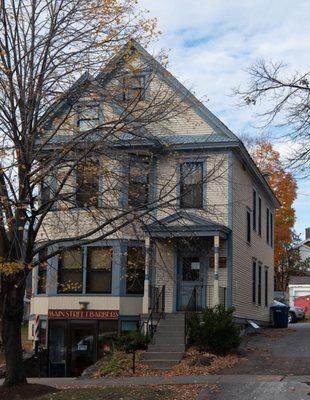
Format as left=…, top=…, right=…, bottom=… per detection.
left=251, top=141, right=297, bottom=285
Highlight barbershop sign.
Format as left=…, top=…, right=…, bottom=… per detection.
left=48, top=309, right=119, bottom=320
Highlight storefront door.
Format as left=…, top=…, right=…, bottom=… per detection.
left=68, top=322, right=96, bottom=377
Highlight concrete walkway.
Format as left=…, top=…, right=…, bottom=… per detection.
left=1, top=374, right=310, bottom=388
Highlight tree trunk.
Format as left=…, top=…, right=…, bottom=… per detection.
left=1, top=281, right=27, bottom=386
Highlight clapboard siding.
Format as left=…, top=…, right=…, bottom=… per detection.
left=232, top=155, right=274, bottom=322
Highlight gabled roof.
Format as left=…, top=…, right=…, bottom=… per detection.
left=146, top=211, right=230, bottom=238
left=39, top=39, right=280, bottom=208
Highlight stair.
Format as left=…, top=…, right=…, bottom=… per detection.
left=141, top=313, right=185, bottom=370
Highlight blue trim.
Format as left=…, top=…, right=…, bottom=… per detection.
left=173, top=245, right=178, bottom=312
left=227, top=232, right=233, bottom=308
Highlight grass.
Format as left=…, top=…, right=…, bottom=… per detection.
left=37, top=387, right=173, bottom=400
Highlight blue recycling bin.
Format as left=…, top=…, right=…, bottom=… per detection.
left=271, top=304, right=289, bottom=328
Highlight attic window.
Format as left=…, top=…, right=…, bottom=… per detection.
left=123, top=75, right=146, bottom=101
left=77, top=105, right=99, bottom=131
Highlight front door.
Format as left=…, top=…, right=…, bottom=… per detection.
left=68, top=322, right=96, bottom=377
left=177, top=255, right=205, bottom=311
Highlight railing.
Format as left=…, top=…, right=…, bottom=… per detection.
left=140, top=285, right=165, bottom=340
left=184, top=285, right=201, bottom=345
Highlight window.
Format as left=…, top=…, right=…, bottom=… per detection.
left=182, top=257, right=200, bottom=281
left=252, top=260, right=256, bottom=303
left=123, top=75, right=146, bottom=101
left=58, top=247, right=83, bottom=293
left=121, top=320, right=139, bottom=334
left=265, top=268, right=268, bottom=307
left=246, top=210, right=251, bottom=243
left=126, top=247, right=145, bottom=295
left=128, top=156, right=150, bottom=208
left=37, top=248, right=48, bottom=294
left=266, top=207, right=270, bottom=244
left=258, top=196, right=262, bottom=236
left=77, top=105, right=99, bottom=131
left=180, top=162, right=203, bottom=209
left=270, top=212, right=274, bottom=247
left=86, top=247, right=113, bottom=293
left=258, top=264, right=262, bottom=305
left=76, top=161, right=99, bottom=207
left=253, top=189, right=257, bottom=231
left=41, top=180, right=51, bottom=204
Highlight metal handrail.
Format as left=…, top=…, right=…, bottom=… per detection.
left=184, top=285, right=201, bottom=344
left=140, top=285, right=165, bottom=340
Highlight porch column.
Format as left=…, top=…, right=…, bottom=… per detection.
left=213, top=235, right=220, bottom=306
left=142, top=237, right=151, bottom=314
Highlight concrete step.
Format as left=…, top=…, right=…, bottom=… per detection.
left=148, top=347, right=185, bottom=352
left=140, top=352, right=183, bottom=361
left=142, top=360, right=181, bottom=369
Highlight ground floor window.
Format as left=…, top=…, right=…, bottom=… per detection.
left=120, top=320, right=139, bottom=334
left=126, top=246, right=145, bottom=295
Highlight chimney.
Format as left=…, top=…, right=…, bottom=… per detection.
left=306, top=228, right=310, bottom=240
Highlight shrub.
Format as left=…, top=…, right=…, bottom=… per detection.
left=188, top=305, right=241, bottom=354
left=98, top=351, right=132, bottom=377
left=114, top=331, right=150, bottom=353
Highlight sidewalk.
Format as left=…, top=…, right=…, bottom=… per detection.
left=2, top=374, right=310, bottom=388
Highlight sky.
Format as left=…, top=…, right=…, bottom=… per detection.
left=139, top=0, right=310, bottom=239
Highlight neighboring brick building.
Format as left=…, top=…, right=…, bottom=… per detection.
left=29, top=40, right=280, bottom=377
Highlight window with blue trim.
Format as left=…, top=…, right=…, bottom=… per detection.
left=123, top=75, right=146, bottom=101
left=126, top=246, right=145, bottom=295
left=77, top=105, right=99, bottom=131
left=180, top=162, right=203, bottom=209
left=128, top=156, right=150, bottom=208
left=86, top=247, right=113, bottom=293
left=76, top=161, right=99, bottom=207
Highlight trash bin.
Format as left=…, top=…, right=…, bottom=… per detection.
left=270, top=304, right=289, bottom=328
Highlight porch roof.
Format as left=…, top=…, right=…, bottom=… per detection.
left=146, top=211, right=230, bottom=239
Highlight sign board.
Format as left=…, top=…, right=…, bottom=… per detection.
left=48, top=309, right=119, bottom=320
left=191, top=262, right=200, bottom=270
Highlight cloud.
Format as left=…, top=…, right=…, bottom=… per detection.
left=139, top=0, right=310, bottom=235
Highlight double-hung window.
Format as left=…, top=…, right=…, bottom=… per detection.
left=76, top=161, right=99, bottom=207
left=128, top=156, right=150, bottom=208
left=246, top=210, right=251, bottom=243
left=123, top=75, right=146, bottom=101
left=265, top=268, right=269, bottom=307
left=252, top=260, right=256, bottom=303
left=253, top=189, right=257, bottom=231
left=258, top=196, right=262, bottom=236
left=180, top=162, right=203, bottom=209
left=258, top=264, right=262, bottom=305
left=86, top=247, right=113, bottom=293
left=126, top=247, right=145, bottom=295
left=266, top=207, right=270, bottom=244
left=77, top=105, right=99, bottom=131
left=58, top=247, right=83, bottom=293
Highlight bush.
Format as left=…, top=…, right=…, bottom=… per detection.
left=188, top=305, right=241, bottom=354
left=114, top=331, right=150, bottom=353
left=98, top=351, right=132, bottom=376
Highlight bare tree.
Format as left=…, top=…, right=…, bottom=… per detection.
left=0, top=0, right=228, bottom=386
left=234, top=60, right=310, bottom=176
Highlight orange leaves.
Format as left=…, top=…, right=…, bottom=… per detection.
left=251, top=140, right=297, bottom=267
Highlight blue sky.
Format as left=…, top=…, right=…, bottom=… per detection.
left=139, top=0, right=310, bottom=239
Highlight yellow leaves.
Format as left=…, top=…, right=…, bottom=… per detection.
left=0, top=257, right=25, bottom=276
